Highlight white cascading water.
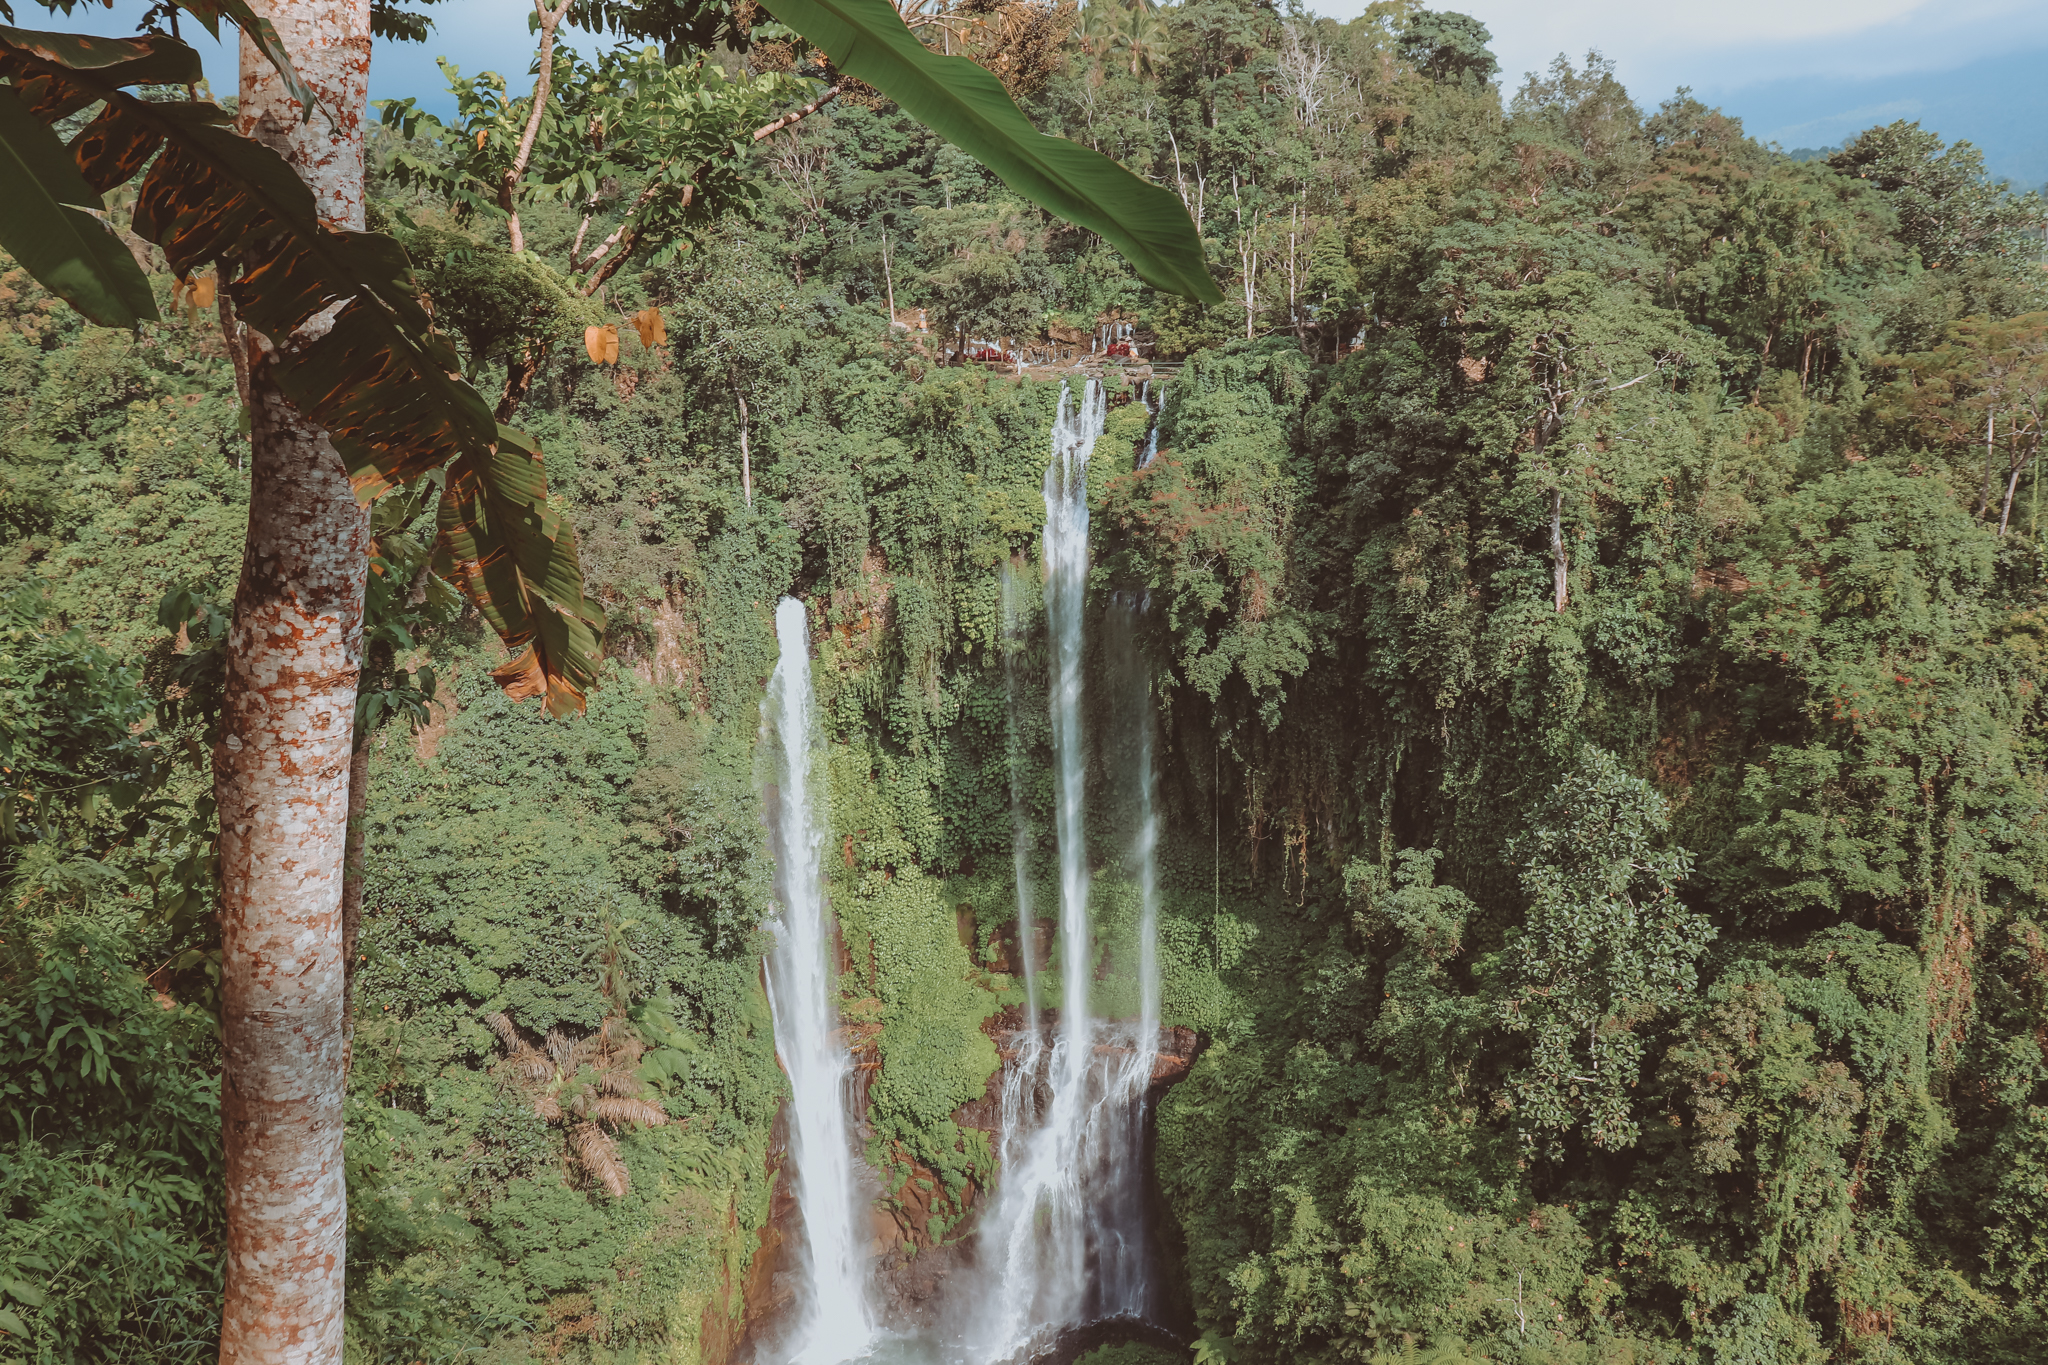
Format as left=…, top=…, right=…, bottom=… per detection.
left=1045, top=384, right=1097, bottom=1165
left=762, top=596, right=877, bottom=1365
left=972, top=383, right=1161, bottom=1360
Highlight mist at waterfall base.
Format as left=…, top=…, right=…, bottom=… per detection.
left=756, top=382, right=1169, bottom=1365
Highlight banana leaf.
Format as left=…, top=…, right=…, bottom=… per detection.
left=0, top=82, right=154, bottom=326
left=762, top=0, right=1218, bottom=303
left=0, top=26, right=602, bottom=712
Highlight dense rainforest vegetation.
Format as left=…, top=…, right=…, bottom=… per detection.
left=5, top=1, right=2048, bottom=1362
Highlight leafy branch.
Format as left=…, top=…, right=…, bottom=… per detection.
left=0, top=23, right=604, bottom=714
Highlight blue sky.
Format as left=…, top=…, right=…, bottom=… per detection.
left=1329, top=0, right=2048, bottom=187
left=51, top=0, right=609, bottom=113
left=51, top=0, right=2048, bottom=189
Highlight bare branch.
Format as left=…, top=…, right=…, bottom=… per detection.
left=748, top=83, right=846, bottom=147
left=501, top=0, right=574, bottom=255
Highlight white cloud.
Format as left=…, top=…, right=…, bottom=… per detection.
left=1309, top=0, right=2048, bottom=95
left=1476, top=0, right=1927, bottom=64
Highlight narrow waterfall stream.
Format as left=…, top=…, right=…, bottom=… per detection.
left=971, top=381, right=1161, bottom=1359
left=1138, top=383, right=1159, bottom=468
left=763, top=597, right=877, bottom=1365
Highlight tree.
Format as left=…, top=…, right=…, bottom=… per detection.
left=891, top=0, right=1079, bottom=98
left=1396, top=8, right=1497, bottom=87
left=1510, top=51, right=1649, bottom=209
left=377, top=37, right=807, bottom=417
left=209, top=5, right=373, bottom=1357
left=1827, top=120, right=2046, bottom=270
left=665, top=232, right=803, bottom=507
left=1110, top=0, right=1167, bottom=80
left=1501, top=747, right=1711, bottom=1153
left=914, top=195, right=1054, bottom=348
left=1876, top=311, right=2048, bottom=534
left=0, top=1, right=1213, bottom=1355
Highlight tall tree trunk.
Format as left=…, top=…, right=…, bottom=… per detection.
left=2000, top=461, right=2024, bottom=536
left=1999, top=440, right=2036, bottom=537
left=497, top=340, right=543, bottom=421
left=219, top=4, right=371, bottom=1363
left=500, top=0, right=574, bottom=256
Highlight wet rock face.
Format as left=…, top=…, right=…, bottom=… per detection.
left=978, top=1008, right=1202, bottom=1090
left=1034, top=1318, right=1189, bottom=1365
left=869, top=1236, right=977, bottom=1335
left=723, top=1019, right=1205, bottom=1355
left=984, top=918, right=1056, bottom=976
left=1151, top=1026, right=1201, bottom=1086
left=703, top=1106, right=798, bottom=1365
left=863, top=1014, right=1204, bottom=1334
left=876, top=1154, right=981, bottom=1259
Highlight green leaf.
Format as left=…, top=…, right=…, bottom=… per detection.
left=10, top=0, right=323, bottom=117
left=0, top=1306, right=26, bottom=1337
left=760, top=0, right=1218, bottom=303
left=8, top=2, right=322, bottom=121
left=49, top=89, right=500, bottom=495
left=0, top=28, right=601, bottom=715
left=0, top=84, right=156, bottom=327
left=0, top=27, right=202, bottom=120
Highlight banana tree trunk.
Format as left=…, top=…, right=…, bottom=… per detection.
left=217, top=4, right=371, bottom=1363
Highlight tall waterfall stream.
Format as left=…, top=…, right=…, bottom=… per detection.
left=761, top=383, right=1166, bottom=1364
left=762, top=597, right=879, bottom=1365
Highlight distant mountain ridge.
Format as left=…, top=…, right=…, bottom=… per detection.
left=1709, top=44, right=2048, bottom=191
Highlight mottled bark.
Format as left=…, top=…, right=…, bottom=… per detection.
left=219, top=5, right=372, bottom=1364
left=501, top=0, right=575, bottom=255
left=238, top=2, right=369, bottom=232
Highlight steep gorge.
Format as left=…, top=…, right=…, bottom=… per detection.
left=5, top=5, right=2048, bottom=1363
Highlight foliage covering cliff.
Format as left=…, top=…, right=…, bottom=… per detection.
left=5, top=3, right=2048, bottom=1364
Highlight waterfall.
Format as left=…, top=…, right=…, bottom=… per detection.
left=1045, top=382, right=1098, bottom=1230
left=762, top=597, right=876, bottom=1365
left=1138, top=383, right=1159, bottom=469
left=972, top=382, right=1160, bottom=1358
